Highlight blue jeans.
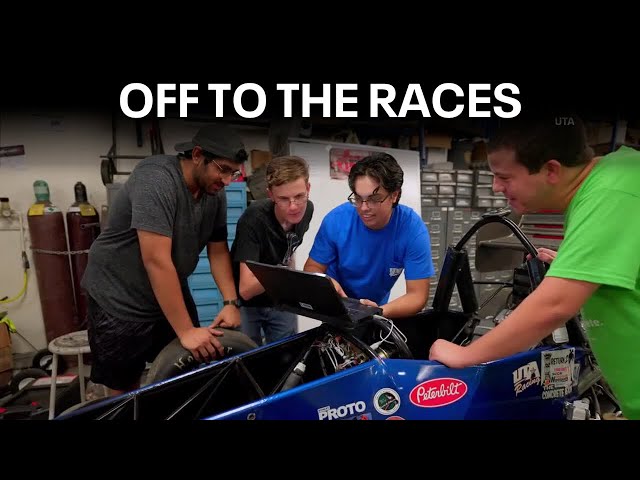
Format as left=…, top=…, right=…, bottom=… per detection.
left=240, top=306, right=297, bottom=346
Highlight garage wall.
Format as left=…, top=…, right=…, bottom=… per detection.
left=0, top=111, right=427, bottom=353
left=0, top=112, right=268, bottom=353
left=0, top=112, right=112, bottom=354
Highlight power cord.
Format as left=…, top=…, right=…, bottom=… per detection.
left=370, top=314, right=407, bottom=350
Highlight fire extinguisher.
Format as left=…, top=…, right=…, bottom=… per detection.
left=66, top=182, right=100, bottom=328
left=27, top=180, right=77, bottom=343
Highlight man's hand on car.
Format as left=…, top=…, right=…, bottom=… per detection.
left=179, top=327, right=225, bottom=363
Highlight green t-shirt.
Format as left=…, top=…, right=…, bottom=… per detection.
left=546, top=146, right=640, bottom=419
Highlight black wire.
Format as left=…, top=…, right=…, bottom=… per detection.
left=595, top=382, right=621, bottom=412
left=505, top=292, right=514, bottom=309
left=318, top=348, right=328, bottom=376
left=479, top=285, right=509, bottom=311
left=590, top=386, right=601, bottom=418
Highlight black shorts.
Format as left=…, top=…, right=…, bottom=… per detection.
left=87, top=290, right=199, bottom=391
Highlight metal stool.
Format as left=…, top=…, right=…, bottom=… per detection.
left=47, top=330, right=91, bottom=420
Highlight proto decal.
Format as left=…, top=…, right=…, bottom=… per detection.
left=317, top=401, right=366, bottom=420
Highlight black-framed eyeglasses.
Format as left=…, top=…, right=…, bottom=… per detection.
left=209, top=158, right=242, bottom=181
left=347, top=190, right=390, bottom=207
left=274, top=192, right=309, bottom=207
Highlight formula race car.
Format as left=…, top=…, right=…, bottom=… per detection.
left=57, top=209, right=620, bottom=421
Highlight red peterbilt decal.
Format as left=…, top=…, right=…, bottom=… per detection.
left=409, top=378, right=468, bottom=407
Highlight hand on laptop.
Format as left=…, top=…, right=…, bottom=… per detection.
left=359, top=299, right=378, bottom=307
left=328, top=276, right=347, bottom=297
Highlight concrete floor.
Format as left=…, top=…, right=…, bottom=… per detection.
left=1, top=351, right=153, bottom=417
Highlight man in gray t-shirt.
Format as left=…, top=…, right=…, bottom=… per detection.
left=82, top=124, right=248, bottom=395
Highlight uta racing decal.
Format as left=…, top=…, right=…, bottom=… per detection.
left=410, top=378, right=468, bottom=408
left=513, top=361, right=541, bottom=396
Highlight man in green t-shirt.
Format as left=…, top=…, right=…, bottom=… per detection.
left=429, top=115, right=640, bottom=419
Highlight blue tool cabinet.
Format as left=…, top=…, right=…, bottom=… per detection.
left=187, top=182, right=247, bottom=326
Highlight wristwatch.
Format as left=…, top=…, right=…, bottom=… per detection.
left=223, top=299, right=240, bottom=307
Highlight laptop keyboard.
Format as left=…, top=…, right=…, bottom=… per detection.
left=342, top=298, right=377, bottom=315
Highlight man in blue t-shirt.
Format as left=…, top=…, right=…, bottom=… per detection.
left=304, top=152, right=435, bottom=318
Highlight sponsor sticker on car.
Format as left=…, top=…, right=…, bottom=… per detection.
left=512, top=361, right=541, bottom=397
left=541, top=348, right=575, bottom=400
left=409, top=378, right=468, bottom=408
left=373, top=388, right=401, bottom=416
left=318, top=401, right=367, bottom=420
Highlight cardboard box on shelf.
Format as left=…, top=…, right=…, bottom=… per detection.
left=410, top=133, right=453, bottom=150
left=425, top=133, right=453, bottom=150
left=251, top=149, right=272, bottom=171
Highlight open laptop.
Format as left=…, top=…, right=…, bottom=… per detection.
left=245, top=260, right=382, bottom=329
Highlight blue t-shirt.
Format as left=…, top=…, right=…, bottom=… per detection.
left=309, top=203, right=435, bottom=305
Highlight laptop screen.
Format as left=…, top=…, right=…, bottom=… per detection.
left=245, top=260, right=352, bottom=321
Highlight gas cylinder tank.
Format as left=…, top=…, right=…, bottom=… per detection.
left=27, top=180, right=77, bottom=343
left=66, top=182, right=100, bottom=328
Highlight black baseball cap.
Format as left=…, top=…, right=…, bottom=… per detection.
left=174, top=124, right=247, bottom=163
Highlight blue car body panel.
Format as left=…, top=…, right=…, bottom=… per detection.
left=205, top=344, right=585, bottom=420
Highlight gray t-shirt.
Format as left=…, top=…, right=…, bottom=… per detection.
left=82, top=154, right=228, bottom=322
